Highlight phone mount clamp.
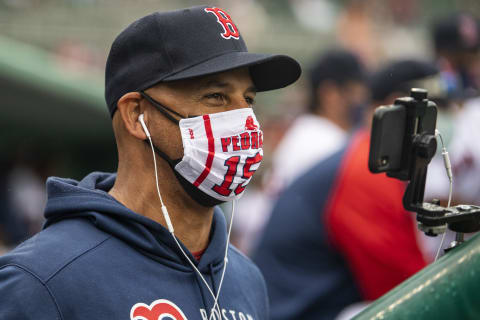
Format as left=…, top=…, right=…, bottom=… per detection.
left=371, top=88, right=480, bottom=242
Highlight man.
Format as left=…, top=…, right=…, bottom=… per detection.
left=0, top=6, right=300, bottom=320
left=233, top=49, right=367, bottom=255
left=253, top=60, right=439, bottom=320
left=432, top=13, right=480, bottom=98
left=426, top=13, right=480, bottom=206
left=267, top=49, right=367, bottom=194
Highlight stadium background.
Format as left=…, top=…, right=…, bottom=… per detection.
left=1, top=0, right=480, bottom=252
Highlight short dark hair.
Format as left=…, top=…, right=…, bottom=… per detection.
left=308, top=49, right=365, bottom=112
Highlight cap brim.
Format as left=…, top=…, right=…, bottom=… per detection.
left=162, top=51, right=301, bottom=92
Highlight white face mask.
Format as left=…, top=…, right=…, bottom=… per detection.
left=175, top=107, right=263, bottom=202
left=140, top=108, right=255, bottom=320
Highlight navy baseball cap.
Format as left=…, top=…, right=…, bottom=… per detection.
left=105, top=5, right=302, bottom=116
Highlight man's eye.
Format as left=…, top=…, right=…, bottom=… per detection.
left=206, top=93, right=225, bottom=101
left=246, top=96, right=256, bottom=106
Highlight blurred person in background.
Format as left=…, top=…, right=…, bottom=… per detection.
left=0, top=149, right=50, bottom=250
left=267, top=49, right=368, bottom=196
left=426, top=13, right=480, bottom=206
left=230, top=115, right=292, bottom=254
left=337, top=0, right=379, bottom=67
left=232, top=49, right=368, bottom=255
left=6, top=151, right=49, bottom=236
left=337, top=0, right=428, bottom=69
left=432, top=13, right=480, bottom=97
left=0, top=159, right=26, bottom=250
left=0, top=159, right=17, bottom=255
left=253, top=60, right=442, bottom=320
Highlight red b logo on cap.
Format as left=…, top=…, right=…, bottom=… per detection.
left=205, top=7, right=240, bottom=40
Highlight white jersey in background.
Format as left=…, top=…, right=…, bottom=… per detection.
left=267, top=114, right=347, bottom=194
left=426, top=97, right=480, bottom=204
left=233, top=114, right=346, bottom=254
left=423, top=98, right=480, bottom=261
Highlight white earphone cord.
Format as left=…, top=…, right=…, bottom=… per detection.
left=434, top=129, right=453, bottom=261
left=147, top=135, right=233, bottom=320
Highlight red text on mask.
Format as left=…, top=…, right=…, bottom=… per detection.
left=220, top=131, right=263, bottom=152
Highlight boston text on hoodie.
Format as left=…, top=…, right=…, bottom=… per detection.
left=0, top=172, right=268, bottom=320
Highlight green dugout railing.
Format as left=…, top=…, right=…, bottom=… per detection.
left=353, top=232, right=480, bottom=320
left=0, top=34, right=105, bottom=111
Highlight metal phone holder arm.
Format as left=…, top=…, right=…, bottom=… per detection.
left=401, top=90, right=480, bottom=236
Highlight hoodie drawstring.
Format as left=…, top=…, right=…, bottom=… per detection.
left=193, top=265, right=223, bottom=320
left=194, top=273, right=210, bottom=317
left=209, top=263, right=222, bottom=319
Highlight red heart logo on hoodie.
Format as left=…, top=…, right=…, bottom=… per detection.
left=130, top=299, right=187, bottom=320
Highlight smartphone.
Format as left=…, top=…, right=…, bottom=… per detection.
left=369, top=90, right=437, bottom=181
left=368, top=104, right=406, bottom=174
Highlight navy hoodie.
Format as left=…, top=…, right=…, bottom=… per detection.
left=0, top=172, right=268, bottom=320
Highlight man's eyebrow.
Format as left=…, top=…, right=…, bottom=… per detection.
left=199, top=80, right=229, bottom=89
left=198, top=80, right=257, bottom=93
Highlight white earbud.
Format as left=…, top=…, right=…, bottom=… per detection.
left=138, top=114, right=151, bottom=138
left=140, top=110, right=231, bottom=320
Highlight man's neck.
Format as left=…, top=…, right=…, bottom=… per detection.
left=109, top=158, right=214, bottom=253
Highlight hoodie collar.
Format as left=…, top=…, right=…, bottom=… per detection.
left=44, top=172, right=227, bottom=272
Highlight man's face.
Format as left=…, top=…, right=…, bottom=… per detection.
left=343, top=80, right=368, bottom=109
left=339, top=80, right=368, bottom=126
left=142, top=67, right=257, bottom=159
left=145, top=67, right=256, bottom=118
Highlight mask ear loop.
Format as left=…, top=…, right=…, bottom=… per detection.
left=139, top=91, right=183, bottom=124
left=139, top=114, right=233, bottom=320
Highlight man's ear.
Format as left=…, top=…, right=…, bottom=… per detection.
left=117, top=92, right=149, bottom=140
